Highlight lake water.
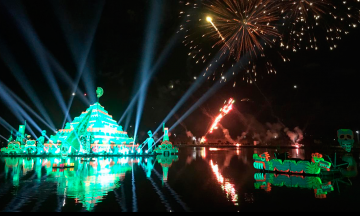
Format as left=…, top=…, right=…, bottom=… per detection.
left=0, top=147, right=359, bottom=212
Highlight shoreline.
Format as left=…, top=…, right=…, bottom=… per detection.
left=0, top=153, right=157, bottom=158
left=174, top=144, right=360, bottom=150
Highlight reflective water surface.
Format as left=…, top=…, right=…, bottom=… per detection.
left=0, top=147, right=359, bottom=212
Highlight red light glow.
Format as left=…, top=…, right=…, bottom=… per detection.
left=209, top=98, right=235, bottom=133
left=210, top=160, right=238, bottom=205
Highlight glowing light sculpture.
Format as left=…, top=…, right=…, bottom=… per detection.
left=337, top=129, right=355, bottom=153
left=1, top=123, right=27, bottom=155
left=2, top=88, right=136, bottom=156
left=48, top=88, right=135, bottom=155
left=153, top=124, right=179, bottom=156
left=253, top=152, right=332, bottom=175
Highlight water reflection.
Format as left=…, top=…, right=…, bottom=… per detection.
left=192, top=147, right=359, bottom=208
left=0, top=155, right=176, bottom=212
left=0, top=148, right=359, bottom=212
left=254, top=173, right=334, bottom=198
left=289, top=148, right=306, bottom=160
left=2, top=157, right=136, bottom=211
left=210, top=160, right=238, bottom=205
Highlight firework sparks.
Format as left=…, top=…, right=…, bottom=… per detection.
left=209, top=98, right=235, bottom=134
left=203, top=0, right=281, bottom=61
left=179, top=0, right=360, bottom=83
left=278, top=0, right=360, bottom=51
left=206, top=16, right=230, bottom=49
left=179, top=0, right=284, bottom=83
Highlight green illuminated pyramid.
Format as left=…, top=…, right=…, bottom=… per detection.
left=49, top=88, right=133, bottom=151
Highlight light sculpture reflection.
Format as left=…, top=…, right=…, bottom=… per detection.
left=1, top=157, right=136, bottom=211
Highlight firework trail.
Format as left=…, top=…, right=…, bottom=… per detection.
left=206, top=16, right=230, bottom=49
left=200, top=98, right=235, bottom=143
left=208, top=98, right=235, bottom=134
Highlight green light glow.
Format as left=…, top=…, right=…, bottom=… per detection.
left=96, top=87, right=104, bottom=99
left=254, top=172, right=334, bottom=198
left=1, top=155, right=177, bottom=211
left=0, top=88, right=178, bottom=157
left=253, top=152, right=332, bottom=175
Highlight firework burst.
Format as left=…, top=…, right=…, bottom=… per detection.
left=179, top=0, right=286, bottom=84
left=179, top=0, right=359, bottom=84
left=278, top=0, right=360, bottom=51
left=202, top=0, right=281, bottom=61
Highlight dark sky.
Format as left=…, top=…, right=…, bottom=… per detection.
left=0, top=0, right=359, bottom=143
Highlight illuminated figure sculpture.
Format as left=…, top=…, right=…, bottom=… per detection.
left=36, top=130, right=46, bottom=155
left=85, top=134, right=92, bottom=154
left=146, top=130, right=155, bottom=153
left=337, top=129, right=354, bottom=152
left=8, top=130, right=13, bottom=143
left=23, top=134, right=29, bottom=146
left=37, top=130, right=46, bottom=146
left=15, top=132, right=22, bottom=143
left=79, top=135, right=86, bottom=153
left=18, top=122, right=26, bottom=144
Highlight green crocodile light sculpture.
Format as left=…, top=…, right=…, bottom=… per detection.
left=253, top=152, right=331, bottom=175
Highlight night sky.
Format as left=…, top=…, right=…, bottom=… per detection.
left=0, top=0, right=359, bottom=144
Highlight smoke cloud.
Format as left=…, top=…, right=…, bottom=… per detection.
left=294, top=127, right=304, bottom=143
left=265, top=122, right=283, bottom=141
left=186, top=131, right=194, bottom=138
left=220, top=125, right=236, bottom=143
left=284, top=128, right=298, bottom=144
left=237, top=132, right=247, bottom=142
